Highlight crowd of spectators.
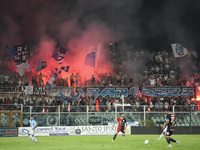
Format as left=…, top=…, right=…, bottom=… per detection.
left=0, top=50, right=200, bottom=113
left=0, top=93, right=199, bottom=113
left=0, top=51, right=200, bottom=87
left=0, top=50, right=199, bottom=88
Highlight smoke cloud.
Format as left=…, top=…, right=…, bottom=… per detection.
left=0, top=0, right=199, bottom=82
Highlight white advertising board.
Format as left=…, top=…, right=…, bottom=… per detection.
left=18, top=126, right=74, bottom=137
left=74, top=125, right=131, bottom=135
left=18, top=125, right=131, bottom=136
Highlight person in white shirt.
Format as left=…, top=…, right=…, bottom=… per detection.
left=164, top=101, right=169, bottom=111
left=149, top=77, right=156, bottom=86
left=108, top=120, right=112, bottom=126
left=150, top=101, right=154, bottom=111
left=28, top=116, right=38, bottom=143
left=4, top=75, right=9, bottom=85
left=120, top=93, right=125, bottom=105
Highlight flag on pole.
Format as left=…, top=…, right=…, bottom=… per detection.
left=6, top=44, right=31, bottom=77
left=46, top=73, right=57, bottom=90
left=49, top=70, right=54, bottom=74
left=55, top=68, right=62, bottom=74
left=85, top=52, right=95, bottom=67
left=91, top=44, right=101, bottom=58
left=17, top=61, right=32, bottom=77
left=36, top=61, right=47, bottom=72
left=52, top=47, right=67, bottom=64
left=171, top=43, right=188, bottom=58
left=58, top=47, right=67, bottom=64
left=52, top=51, right=58, bottom=61
left=6, top=45, right=16, bottom=56
left=61, top=66, right=70, bottom=72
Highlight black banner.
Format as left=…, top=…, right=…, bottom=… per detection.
left=13, top=45, right=27, bottom=65
left=0, top=128, right=18, bottom=137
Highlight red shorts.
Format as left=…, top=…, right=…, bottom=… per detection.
left=117, top=126, right=125, bottom=133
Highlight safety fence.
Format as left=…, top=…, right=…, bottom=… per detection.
left=0, top=105, right=200, bottom=128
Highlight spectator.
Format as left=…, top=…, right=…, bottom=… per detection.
left=38, top=73, right=44, bottom=86
left=164, top=101, right=169, bottom=111
left=150, top=101, right=154, bottom=111
left=70, top=73, right=74, bottom=87
left=75, top=73, right=79, bottom=86
left=91, top=75, right=95, bottom=85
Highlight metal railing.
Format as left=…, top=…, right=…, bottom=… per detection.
left=0, top=104, right=200, bottom=128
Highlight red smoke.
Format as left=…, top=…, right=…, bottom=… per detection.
left=6, top=22, right=113, bottom=85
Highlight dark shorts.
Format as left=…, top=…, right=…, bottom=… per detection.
left=166, top=130, right=173, bottom=137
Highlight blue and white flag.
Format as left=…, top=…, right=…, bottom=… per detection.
left=17, top=61, right=32, bottom=77
left=36, top=61, right=47, bottom=72
left=60, top=93, right=79, bottom=101
left=85, top=52, right=95, bottom=67
left=46, top=73, right=57, bottom=91
left=171, top=43, right=188, bottom=58
left=61, top=66, right=70, bottom=72
left=55, top=68, right=62, bottom=74
left=52, top=47, right=67, bottom=64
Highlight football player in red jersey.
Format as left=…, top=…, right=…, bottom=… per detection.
left=112, top=113, right=127, bottom=142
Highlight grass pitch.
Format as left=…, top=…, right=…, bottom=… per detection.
left=0, top=135, right=200, bottom=150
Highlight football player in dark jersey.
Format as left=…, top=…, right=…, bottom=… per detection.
left=112, top=113, right=127, bottom=142
left=162, top=107, right=180, bottom=147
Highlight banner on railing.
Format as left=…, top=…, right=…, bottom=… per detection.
left=33, top=86, right=46, bottom=95
left=0, top=128, right=18, bottom=137
left=25, top=86, right=33, bottom=95
left=74, top=125, right=131, bottom=135
left=76, top=86, right=195, bottom=98
left=47, top=87, right=74, bottom=97
left=18, top=126, right=74, bottom=137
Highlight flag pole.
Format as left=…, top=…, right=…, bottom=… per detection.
left=94, top=52, right=96, bottom=76
left=95, top=44, right=101, bottom=77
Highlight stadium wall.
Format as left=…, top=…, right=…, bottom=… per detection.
left=131, top=127, right=200, bottom=134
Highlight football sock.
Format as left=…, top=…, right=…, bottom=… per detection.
left=29, top=135, right=33, bottom=140
left=166, top=139, right=171, bottom=144
left=170, top=138, right=176, bottom=143
left=113, top=134, right=117, bottom=140
left=33, top=136, right=37, bottom=142
left=159, top=133, right=164, bottom=140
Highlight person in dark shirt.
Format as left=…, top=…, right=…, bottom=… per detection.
left=112, top=113, right=127, bottom=142
left=162, top=107, right=180, bottom=147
